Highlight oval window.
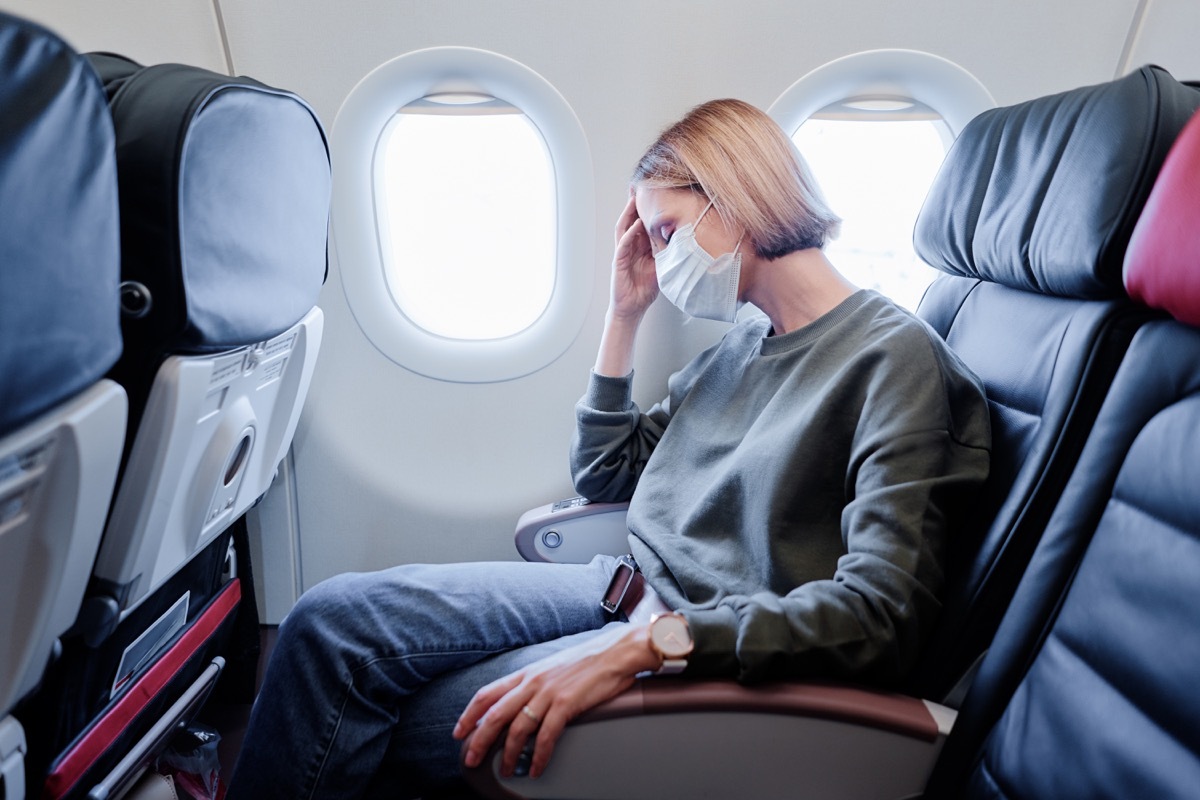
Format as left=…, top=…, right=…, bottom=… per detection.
left=792, top=112, right=950, bottom=311
left=333, top=47, right=594, bottom=383
left=770, top=50, right=995, bottom=311
left=376, top=96, right=556, bottom=340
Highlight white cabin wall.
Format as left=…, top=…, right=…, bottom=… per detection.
left=1, top=0, right=228, bottom=73
left=213, top=0, right=1146, bottom=592
left=1121, top=0, right=1200, bottom=79
left=213, top=0, right=1198, bottom=593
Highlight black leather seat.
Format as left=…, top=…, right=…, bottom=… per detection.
left=909, top=65, right=1200, bottom=703
left=926, top=104, right=1200, bottom=799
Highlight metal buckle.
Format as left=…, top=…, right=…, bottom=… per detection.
left=600, top=554, right=638, bottom=614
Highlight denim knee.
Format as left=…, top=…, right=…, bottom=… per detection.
left=276, top=570, right=390, bottom=668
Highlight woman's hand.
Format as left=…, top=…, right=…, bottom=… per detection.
left=609, top=193, right=659, bottom=322
left=453, top=623, right=659, bottom=779
left=592, top=193, right=660, bottom=377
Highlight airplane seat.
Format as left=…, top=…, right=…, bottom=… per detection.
left=905, top=63, right=1200, bottom=703
left=81, top=51, right=330, bottom=636
left=463, top=68, right=1200, bottom=800
left=924, top=104, right=1200, bottom=799
left=12, top=53, right=331, bottom=800
left=0, top=12, right=126, bottom=799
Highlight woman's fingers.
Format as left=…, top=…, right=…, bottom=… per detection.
left=460, top=626, right=653, bottom=778
left=527, top=701, right=572, bottom=778
left=453, top=670, right=522, bottom=741
left=500, top=693, right=548, bottom=775
left=608, top=230, right=657, bottom=321
left=614, top=194, right=639, bottom=244
left=616, top=217, right=650, bottom=264
left=461, top=698, right=516, bottom=768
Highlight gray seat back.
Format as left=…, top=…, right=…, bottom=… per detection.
left=0, top=13, right=126, bottom=796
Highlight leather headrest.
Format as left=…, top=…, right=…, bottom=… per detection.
left=914, top=66, right=1200, bottom=298
left=1124, top=109, right=1200, bottom=326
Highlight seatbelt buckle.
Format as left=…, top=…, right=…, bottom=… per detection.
left=600, top=554, right=638, bottom=615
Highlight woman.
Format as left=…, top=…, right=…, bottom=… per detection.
left=227, top=99, right=990, bottom=799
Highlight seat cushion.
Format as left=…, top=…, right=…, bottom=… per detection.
left=967, top=321, right=1200, bottom=799
left=910, top=276, right=1146, bottom=699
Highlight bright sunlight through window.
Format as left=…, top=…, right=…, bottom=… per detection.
left=377, top=101, right=556, bottom=340
left=793, top=118, right=949, bottom=311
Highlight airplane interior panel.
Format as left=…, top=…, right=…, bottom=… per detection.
left=4, top=0, right=228, bottom=74
left=2, top=1, right=1198, bottom=798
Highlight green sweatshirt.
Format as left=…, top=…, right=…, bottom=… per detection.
left=571, top=291, right=991, bottom=685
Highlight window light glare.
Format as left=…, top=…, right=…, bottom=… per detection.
left=842, top=98, right=916, bottom=112
left=378, top=109, right=556, bottom=340
left=793, top=117, right=948, bottom=311
left=422, top=92, right=494, bottom=105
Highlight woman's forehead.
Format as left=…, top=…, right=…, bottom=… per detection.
left=634, top=186, right=706, bottom=221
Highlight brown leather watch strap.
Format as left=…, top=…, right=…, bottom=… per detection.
left=601, top=554, right=671, bottom=623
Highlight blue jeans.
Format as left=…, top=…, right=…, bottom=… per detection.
left=225, top=555, right=621, bottom=800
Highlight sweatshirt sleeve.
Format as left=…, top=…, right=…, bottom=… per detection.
left=682, top=383, right=991, bottom=686
left=568, top=371, right=672, bottom=503
left=570, top=344, right=720, bottom=503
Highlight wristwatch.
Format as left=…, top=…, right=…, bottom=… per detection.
left=648, top=612, right=694, bottom=675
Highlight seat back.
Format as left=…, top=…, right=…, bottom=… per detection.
left=932, top=108, right=1200, bottom=798
left=907, top=65, right=1200, bottom=702
left=10, top=52, right=329, bottom=799
left=0, top=12, right=126, bottom=796
left=76, top=54, right=331, bottom=641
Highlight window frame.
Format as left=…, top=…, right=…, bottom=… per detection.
left=373, top=104, right=557, bottom=341
left=333, top=47, right=594, bottom=383
left=769, top=49, right=995, bottom=139
left=768, top=50, right=995, bottom=310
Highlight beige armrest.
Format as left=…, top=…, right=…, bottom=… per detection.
left=514, top=498, right=630, bottom=563
left=463, top=680, right=955, bottom=800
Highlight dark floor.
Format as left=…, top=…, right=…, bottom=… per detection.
left=198, top=625, right=278, bottom=783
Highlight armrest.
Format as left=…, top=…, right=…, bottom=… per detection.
left=463, top=680, right=956, bottom=800
left=514, top=497, right=631, bottom=563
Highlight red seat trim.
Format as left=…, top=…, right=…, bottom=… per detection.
left=42, top=578, right=241, bottom=799
left=577, top=679, right=940, bottom=743
left=1125, top=109, right=1200, bottom=326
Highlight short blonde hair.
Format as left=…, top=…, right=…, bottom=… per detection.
left=632, top=98, right=840, bottom=258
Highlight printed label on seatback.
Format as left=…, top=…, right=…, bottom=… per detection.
left=111, top=591, right=190, bottom=699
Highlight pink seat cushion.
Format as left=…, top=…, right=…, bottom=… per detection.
left=1125, top=109, right=1200, bottom=326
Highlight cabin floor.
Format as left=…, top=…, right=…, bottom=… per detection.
left=196, top=626, right=277, bottom=791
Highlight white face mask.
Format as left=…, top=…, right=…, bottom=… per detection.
left=653, top=200, right=744, bottom=323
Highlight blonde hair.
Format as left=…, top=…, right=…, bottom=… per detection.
left=632, top=98, right=840, bottom=258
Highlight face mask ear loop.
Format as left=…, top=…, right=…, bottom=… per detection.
left=699, top=199, right=746, bottom=255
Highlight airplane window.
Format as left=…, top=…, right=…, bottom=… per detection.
left=376, top=96, right=556, bottom=340
left=334, top=47, right=594, bottom=382
left=792, top=113, right=950, bottom=311
left=769, top=50, right=995, bottom=311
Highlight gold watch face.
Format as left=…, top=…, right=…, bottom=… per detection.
left=650, top=614, right=694, bottom=659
